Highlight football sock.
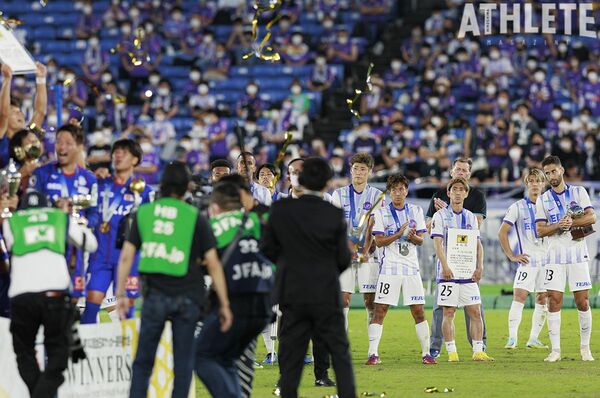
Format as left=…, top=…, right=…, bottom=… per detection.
left=445, top=340, right=457, bottom=354
left=415, top=320, right=430, bottom=357
left=578, top=309, right=592, bottom=348
left=80, top=302, right=100, bottom=324
left=262, top=328, right=274, bottom=353
left=367, top=323, right=383, bottom=356
left=529, top=303, right=547, bottom=341
left=473, top=340, right=484, bottom=353
left=508, top=301, right=524, bottom=340
left=343, top=307, right=349, bottom=331
left=547, top=311, right=561, bottom=352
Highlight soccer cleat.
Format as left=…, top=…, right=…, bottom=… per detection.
left=448, top=352, right=460, bottom=362
left=472, top=352, right=495, bottom=362
left=580, top=348, right=595, bottom=362
left=365, top=354, right=381, bottom=365
left=526, top=338, right=548, bottom=349
left=429, top=349, right=440, bottom=358
left=504, top=337, right=517, bottom=349
left=544, top=351, right=561, bottom=362
left=262, top=353, right=278, bottom=364
left=253, top=360, right=264, bottom=369
left=315, top=376, right=336, bottom=387
left=422, top=354, right=437, bottom=365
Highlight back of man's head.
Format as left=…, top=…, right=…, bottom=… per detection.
left=19, top=191, right=49, bottom=210
left=219, top=173, right=251, bottom=193
left=160, top=161, right=191, bottom=198
left=299, top=157, right=332, bottom=192
left=211, top=181, right=243, bottom=212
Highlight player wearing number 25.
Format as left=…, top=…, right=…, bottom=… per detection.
left=368, top=174, right=435, bottom=366
left=115, top=161, right=232, bottom=398
left=430, top=178, right=494, bottom=362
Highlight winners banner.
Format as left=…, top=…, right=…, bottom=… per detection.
left=0, top=318, right=194, bottom=398
left=0, top=24, right=36, bottom=74
left=446, top=228, right=478, bottom=280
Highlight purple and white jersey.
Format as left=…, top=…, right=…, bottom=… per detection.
left=502, top=198, right=548, bottom=267
left=250, top=182, right=272, bottom=206
left=535, top=185, right=594, bottom=265
left=430, top=207, right=479, bottom=282
left=331, top=184, right=384, bottom=237
left=373, top=203, right=427, bottom=276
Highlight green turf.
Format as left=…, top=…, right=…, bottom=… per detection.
left=194, top=308, right=600, bottom=398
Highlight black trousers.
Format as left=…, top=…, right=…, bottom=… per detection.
left=312, top=333, right=331, bottom=380
left=279, top=304, right=355, bottom=398
left=10, top=293, right=72, bottom=398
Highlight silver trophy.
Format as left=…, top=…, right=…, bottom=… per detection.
left=71, top=194, right=92, bottom=225
left=1, top=159, right=22, bottom=218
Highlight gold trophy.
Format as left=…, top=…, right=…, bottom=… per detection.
left=13, top=138, right=42, bottom=164
left=71, top=194, right=92, bottom=225
left=1, top=159, right=22, bottom=218
left=129, top=177, right=146, bottom=210
left=568, top=202, right=595, bottom=241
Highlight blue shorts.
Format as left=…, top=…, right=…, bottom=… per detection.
left=69, top=248, right=86, bottom=298
left=87, top=261, right=140, bottom=299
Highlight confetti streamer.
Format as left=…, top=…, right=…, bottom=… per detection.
left=243, top=0, right=282, bottom=62
left=62, top=76, right=101, bottom=97
left=39, top=0, right=48, bottom=6
left=67, top=104, right=85, bottom=124
left=111, top=29, right=152, bottom=67
left=269, top=131, right=293, bottom=190
left=362, top=393, right=387, bottom=397
left=0, top=12, right=23, bottom=27
left=425, top=387, right=454, bottom=393
left=28, top=122, right=45, bottom=138
left=346, top=62, right=374, bottom=119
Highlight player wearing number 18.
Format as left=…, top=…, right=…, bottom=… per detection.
left=431, top=178, right=493, bottom=362
left=115, top=161, right=233, bottom=398
left=368, top=174, right=435, bottom=365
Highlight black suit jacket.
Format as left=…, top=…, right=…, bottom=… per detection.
left=261, top=194, right=351, bottom=307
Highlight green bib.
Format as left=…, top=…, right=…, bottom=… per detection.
left=137, top=197, right=198, bottom=277
left=8, top=208, right=67, bottom=256
left=210, top=210, right=261, bottom=249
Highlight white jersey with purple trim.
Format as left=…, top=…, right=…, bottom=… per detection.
left=502, top=198, right=548, bottom=267
left=331, top=184, right=384, bottom=236
left=250, top=182, right=272, bottom=206
left=534, top=185, right=593, bottom=265
left=373, top=203, right=427, bottom=276
left=430, top=207, right=480, bottom=282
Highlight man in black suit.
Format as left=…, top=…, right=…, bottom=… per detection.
left=261, top=157, right=356, bottom=398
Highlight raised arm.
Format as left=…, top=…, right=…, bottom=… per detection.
left=31, top=62, right=48, bottom=129
left=0, top=64, right=13, bottom=138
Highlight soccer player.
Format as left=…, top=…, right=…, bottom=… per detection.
left=81, top=139, right=153, bottom=324
left=29, top=124, right=98, bottom=300
left=431, top=177, right=493, bottom=362
left=535, top=156, right=596, bottom=362
left=369, top=174, right=436, bottom=365
left=498, top=168, right=549, bottom=349
left=331, top=153, right=383, bottom=331
left=256, top=163, right=285, bottom=202
left=236, top=152, right=272, bottom=205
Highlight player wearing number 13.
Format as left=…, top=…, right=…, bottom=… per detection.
left=116, top=162, right=232, bottom=398
left=368, top=174, right=435, bottom=366
left=535, top=156, right=596, bottom=363
left=431, top=178, right=493, bottom=362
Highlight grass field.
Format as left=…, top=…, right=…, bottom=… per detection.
left=195, top=308, right=600, bottom=398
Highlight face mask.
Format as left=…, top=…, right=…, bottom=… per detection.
left=420, top=48, right=430, bottom=57
left=428, top=97, right=440, bottom=108
left=438, top=55, right=449, bottom=64
left=509, top=148, right=521, bottom=160
left=404, top=130, right=414, bottom=140
left=425, top=70, right=435, bottom=81
left=292, top=35, right=302, bottom=45
left=551, top=110, right=562, bottom=120
left=424, top=129, right=436, bottom=139
left=66, top=74, right=76, bottom=82
left=558, top=121, right=570, bottom=131
left=580, top=114, right=590, bottom=123
left=271, top=110, right=280, bottom=119
left=145, top=24, right=154, bottom=33
left=158, top=87, right=170, bottom=96
left=534, top=72, right=545, bottom=82
left=280, top=21, right=290, bottom=30
left=559, top=140, right=572, bottom=151
left=247, top=86, right=258, bottom=95
left=173, top=13, right=182, bottom=21
left=436, top=85, right=447, bottom=94
left=14, top=78, right=25, bottom=87
left=486, top=85, right=496, bottom=96
left=198, top=85, right=208, bottom=95
left=412, top=30, right=422, bottom=38
left=431, top=116, right=442, bottom=127
left=498, top=97, right=508, bottom=107
left=457, top=54, right=468, bottom=62
left=391, top=61, right=401, bottom=71
left=155, top=113, right=165, bottom=122
left=291, top=85, right=301, bottom=95
left=526, top=60, right=537, bottom=70
left=412, top=92, right=420, bottom=101
left=283, top=102, right=293, bottom=110
left=180, top=141, right=192, bottom=151
left=190, top=71, right=201, bottom=81
left=558, top=44, right=567, bottom=53
left=245, top=124, right=256, bottom=133
left=116, top=102, right=126, bottom=110
left=89, top=37, right=99, bottom=46
left=149, top=75, right=160, bottom=85
left=83, top=5, right=92, bottom=14
left=332, top=163, right=343, bottom=173
left=152, top=0, right=160, bottom=6
left=490, top=51, right=500, bottom=60
left=47, top=66, right=57, bottom=74
left=121, top=26, right=131, bottom=35
left=141, top=142, right=153, bottom=152
left=216, top=51, right=225, bottom=58
left=316, top=57, right=326, bottom=66
left=203, top=35, right=213, bottom=44
left=130, top=8, right=140, bottom=18
left=588, top=72, right=598, bottom=83
left=323, top=20, right=333, bottom=29
left=191, top=19, right=201, bottom=28
left=290, top=174, right=300, bottom=188
left=584, top=141, right=595, bottom=151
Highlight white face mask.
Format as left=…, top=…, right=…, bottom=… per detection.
left=158, top=87, right=170, bottom=96
left=292, top=35, right=302, bottom=45
left=584, top=141, right=595, bottom=152
left=121, top=26, right=131, bottom=35
left=428, top=97, right=440, bottom=108
left=509, top=148, right=521, bottom=160
left=290, top=174, right=300, bottom=188
left=203, top=35, right=213, bottom=44
left=425, top=70, right=435, bottom=81
left=485, top=85, right=496, bottom=96
left=316, top=57, right=326, bottom=66
left=247, top=86, right=258, bottom=95
left=588, top=72, right=598, bottom=83
left=498, top=97, right=508, bottom=107
left=323, top=20, right=333, bottom=29
left=391, top=61, right=401, bottom=71
left=534, top=72, right=545, bottom=82
left=580, top=114, right=590, bottom=123
left=404, top=130, right=414, bottom=140
left=180, top=141, right=192, bottom=151
left=190, top=71, right=201, bottom=81
left=198, top=85, right=209, bottom=95
left=526, top=60, right=537, bottom=70
left=291, top=85, right=301, bottom=95
left=155, top=113, right=165, bottom=122
left=245, top=124, right=256, bottom=133
left=558, top=44, right=567, bottom=53
left=551, top=110, right=562, bottom=120
left=431, top=116, right=442, bottom=127
left=84, top=5, right=92, bottom=14
left=559, top=140, right=572, bottom=151
left=14, top=78, right=25, bottom=87
left=558, top=121, right=570, bottom=131
left=191, top=19, right=201, bottom=29
left=89, top=37, right=99, bottom=46
left=438, top=55, right=449, bottom=64
left=436, top=85, right=447, bottom=94
left=490, top=51, right=500, bottom=60
left=149, top=75, right=160, bottom=85
left=338, top=36, right=348, bottom=44
left=271, top=110, right=280, bottom=120
left=141, top=142, right=153, bottom=152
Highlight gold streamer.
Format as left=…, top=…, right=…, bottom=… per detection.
left=269, top=131, right=293, bottom=190
left=243, top=0, right=282, bottom=62
left=28, top=122, right=46, bottom=138
left=0, top=12, right=23, bottom=27
left=425, top=387, right=455, bottom=393
left=346, top=62, right=374, bottom=119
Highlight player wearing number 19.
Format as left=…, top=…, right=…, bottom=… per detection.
left=498, top=168, right=549, bottom=350
left=116, top=161, right=233, bottom=398
left=431, top=178, right=493, bottom=362
left=368, top=174, right=435, bottom=365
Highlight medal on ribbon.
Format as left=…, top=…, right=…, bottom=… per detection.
left=100, top=178, right=128, bottom=234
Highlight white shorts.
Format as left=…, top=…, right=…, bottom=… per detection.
left=340, top=261, right=379, bottom=293
left=513, top=265, right=546, bottom=293
left=543, top=262, right=592, bottom=292
left=101, top=282, right=116, bottom=310
left=374, top=273, right=425, bottom=306
left=437, top=282, right=481, bottom=308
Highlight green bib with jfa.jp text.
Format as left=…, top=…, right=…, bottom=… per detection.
left=8, top=208, right=67, bottom=256
left=137, top=197, right=198, bottom=277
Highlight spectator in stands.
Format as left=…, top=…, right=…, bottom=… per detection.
left=578, top=66, right=600, bottom=118
left=143, top=79, right=178, bottom=119
left=177, top=15, right=204, bottom=65
left=509, top=103, right=540, bottom=147
left=573, top=107, right=598, bottom=136
left=103, top=0, right=128, bottom=28
left=500, top=144, right=527, bottom=185
left=327, top=27, right=358, bottom=64
left=226, top=17, right=249, bottom=52
left=583, top=133, right=600, bottom=180
left=484, top=45, right=513, bottom=89
left=282, top=32, right=311, bottom=66
left=61, top=68, right=88, bottom=110
left=523, top=132, right=547, bottom=168
left=527, top=67, right=554, bottom=128
left=96, top=83, right=133, bottom=133
left=464, top=112, right=494, bottom=181
left=358, top=0, right=389, bottom=40
left=203, top=42, right=231, bottom=80
left=424, top=6, right=444, bottom=36
left=195, top=31, right=218, bottom=71
left=307, top=53, right=335, bottom=92
left=382, top=57, right=407, bottom=89
left=316, top=14, right=337, bottom=51
left=87, top=130, right=112, bottom=171
left=205, top=110, right=229, bottom=163
left=494, top=90, right=512, bottom=121
left=350, top=123, right=377, bottom=156
left=189, top=82, right=217, bottom=112
left=281, top=0, right=302, bottom=23
left=241, top=116, right=264, bottom=154
left=146, top=108, right=176, bottom=155
left=451, top=46, right=480, bottom=101
left=237, top=82, right=265, bottom=119
left=546, top=105, right=564, bottom=137
left=134, top=133, right=160, bottom=185
left=417, top=122, right=446, bottom=181
left=141, top=71, right=161, bottom=102
left=164, top=7, right=188, bottom=47
left=486, top=119, right=510, bottom=181
left=184, top=67, right=203, bottom=98
left=193, top=0, right=217, bottom=26
left=288, top=80, right=311, bottom=135
left=552, top=135, right=582, bottom=178
left=478, top=81, right=497, bottom=113
left=402, top=26, right=425, bottom=67
left=81, top=34, right=110, bottom=85
left=76, top=1, right=101, bottom=39
left=273, top=15, right=293, bottom=48
left=381, top=121, right=407, bottom=170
